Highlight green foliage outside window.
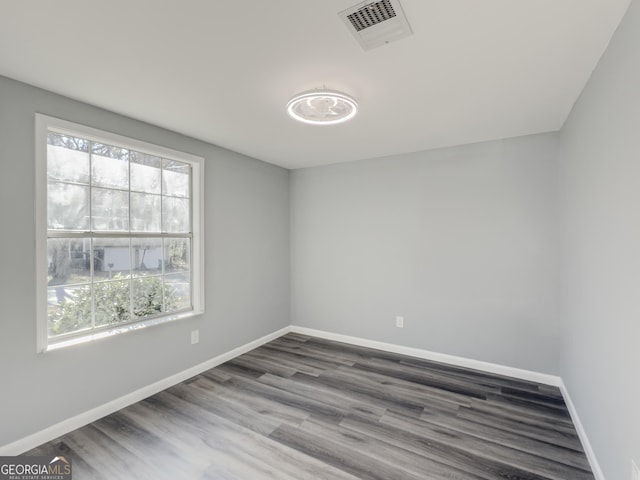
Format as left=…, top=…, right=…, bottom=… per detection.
left=49, top=274, right=176, bottom=336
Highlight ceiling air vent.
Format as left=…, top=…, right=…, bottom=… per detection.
left=347, top=0, right=397, bottom=31
left=339, top=0, right=412, bottom=51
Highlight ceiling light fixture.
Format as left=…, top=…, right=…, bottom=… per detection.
left=287, top=88, right=358, bottom=125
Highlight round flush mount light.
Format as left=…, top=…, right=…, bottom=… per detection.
left=287, top=88, right=358, bottom=125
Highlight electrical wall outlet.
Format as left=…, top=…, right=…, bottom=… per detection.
left=395, top=316, right=404, bottom=328
left=632, top=460, right=639, bottom=480
left=190, top=329, right=199, bottom=345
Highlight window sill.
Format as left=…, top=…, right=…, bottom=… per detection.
left=42, top=309, right=204, bottom=353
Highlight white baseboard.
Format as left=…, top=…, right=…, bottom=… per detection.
left=0, top=326, right=292, bottom=456
left=291, top=326, right=561, bottom=386
left=558, top=380, right=605, bottom=480
left=2, top=323, right=604, bottom=480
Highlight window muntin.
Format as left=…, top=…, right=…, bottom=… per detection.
left=36, top=115, right=204, bottom=351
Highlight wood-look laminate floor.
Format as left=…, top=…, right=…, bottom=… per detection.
left=27, top=333, right=594, bottom=479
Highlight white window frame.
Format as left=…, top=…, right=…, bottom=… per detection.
left=35, top=114, right=205, bottom=352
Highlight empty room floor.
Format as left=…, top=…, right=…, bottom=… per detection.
left=27, top=333, right=594, bottom=479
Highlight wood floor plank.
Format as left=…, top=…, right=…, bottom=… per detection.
left=342, top=414, right=553, bottom=480
left=243, top=349, right=326, bottom=377
left=468, top=397, right=576, bottom=430
left=322, top=365, right=475, bottom=410
left=456, top=406, right=584, bottom=451
left=290, top=369, right=461, bottom=420
left=192, top=373, right=311, bottom=428
left=257, top=373, right=388, bottom=423
left=260, top=342, right=354, bottom=370
left=270, top=420, right=479, bottom=480
left=418, top=412, right=591, bottom=470
left=357, top=356, right=502, bottom=398
left=377, top=411, right=593, bottom=480
left=25, top=333, right=594, bottom=479
left=347, top=361, right=491, bottom=402
left=398, top=357, right=547, bottom=393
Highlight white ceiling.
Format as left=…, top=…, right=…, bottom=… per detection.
left=0, top=0, right=631, bottom=169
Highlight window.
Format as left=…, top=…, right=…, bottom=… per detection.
left=35, top=114, right=204, bottom=352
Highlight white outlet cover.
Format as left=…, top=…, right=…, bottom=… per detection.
left=395, top=316, right=404, bottom=328
left=632, top=460, right=639, bottom=480
left=191, top=329, right=199, bottom=344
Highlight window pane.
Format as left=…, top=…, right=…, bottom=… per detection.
left=93, top=238, right=130, bottom=281
left=94, top=279, right=131, bottom=326
left=132, top=238, right=163, bottom=276
left=92, top=187, right=129, bottom=231
left=48, top=132, right=90, bottom=152
left=91, top=143, right=129, bottom=189
left=47, top=133, right=90, bottom=184
left=162, top=197, right=190, bottom=233
left=165, top=238, right=190, bottom=273
left=132, top=276, right=164, bottom=318
left=131, top=151, right=161, bottom=194
left=47, top=238, right=91, bottom=285
left=47, top=182, right=90, bottom=230
left=131, top=192, right=161, bottom=232
left=162, top=159, right=190, bottom=198
left=48, top=284, right=92, bottom=336
left=164, top=272, right=191, bottom=312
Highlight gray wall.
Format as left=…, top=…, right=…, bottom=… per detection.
left=291, top=133, right=562, bottom=374
left=0, top=76, right=290, bottom=447
left=559, top=0, right=640, bottom=478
